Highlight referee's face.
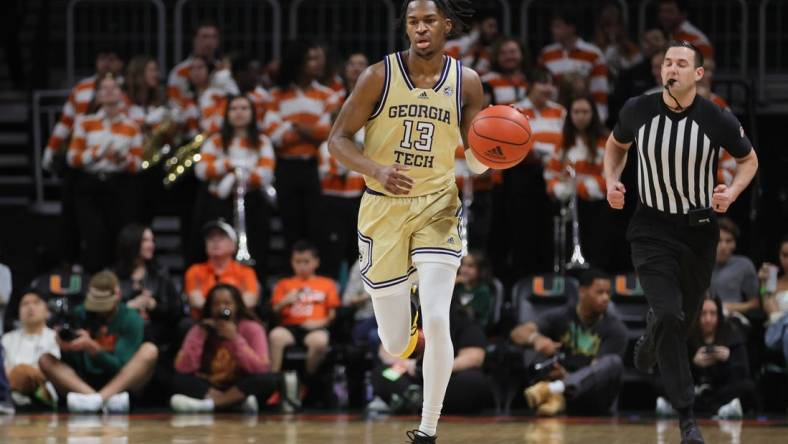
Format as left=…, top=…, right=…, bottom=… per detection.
left=661, top=47, right=703, bottom=92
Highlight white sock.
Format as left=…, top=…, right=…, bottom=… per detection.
left=370, top=287, right=412, bottom=356
left=548, top=380, right=565, bottom=394
left=415, top=261, right=457, bottom=437
left=200, top=398, right=215, bottom=410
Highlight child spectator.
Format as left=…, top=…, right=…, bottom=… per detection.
left=453, top=252, right=493, bottom=329
left=269, top=242, right=339, bottom=376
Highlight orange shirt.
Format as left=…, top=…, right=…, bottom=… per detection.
left=513, top=97, right=566, bottom=162
left=545, top=135, right=607, bottom=201
left=271, top=275, right=340, bottom=326
left=480, top=71, right=529, bottom=106
left=67, top=109, right=143, bottom=173
left=184, top=260, right=259, bottom=319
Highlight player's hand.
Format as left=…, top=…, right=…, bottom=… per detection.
left=712, top=184, right=734, bottom=213
left=606, top=181, right=626, bottom=209
left=533, top=335, right=561, bottom=357
left=374, top=164, right=413, bottom=195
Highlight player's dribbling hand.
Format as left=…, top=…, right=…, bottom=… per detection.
left=374, top=164, right=413, bottom=195
left=711, top=184, right=734, bottom=213
left=606, top=181, right=626, bottom=209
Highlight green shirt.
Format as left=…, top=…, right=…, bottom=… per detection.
left=453, top=282, right=493, bottom=327
left=66, top=303, right=144, bottom=376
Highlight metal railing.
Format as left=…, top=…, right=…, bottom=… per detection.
left=758, top=0, right=788, bottom=102
left=67, top=0, right=166, bottom=85
left=174, top=0, right=281, bottom=65
left=637, top=0, right=748, bottom=78
left=31, top=90, right=70, bottom=207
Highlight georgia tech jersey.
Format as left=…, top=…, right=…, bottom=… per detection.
left=363, top=52, right=462, bottom=197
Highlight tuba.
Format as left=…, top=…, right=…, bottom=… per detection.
left=141, top=117, right=175, bottom=170
left=553, top=165, right=588, bottom=272
left=233, top=167, right=255, bottom=266
left=162, top=133, right=206, bottom=187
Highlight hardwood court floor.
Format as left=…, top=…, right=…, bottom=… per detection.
left=1, top=413, right=786, bottom=443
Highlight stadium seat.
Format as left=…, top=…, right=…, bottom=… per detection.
left=512, top=274, right=579, bottom=324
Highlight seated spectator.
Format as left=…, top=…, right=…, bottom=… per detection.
left=763, top=236, right=788, bottom=366
left=610, top=28, right=668, bottom=122
left=0, top=345, right=12, bottom=414
left=710, top=218, right=759, bottom=317
left=453, top=251, right=493, bottom=329
left=538, top=9, right=609, bottom=121
left=269, top=242, right=339, bottom=376
left=38, top=271, right=158, bottom=413
left=594, top=1, right=643, bottom=80
left=342, top=260, right=377, bottom=347
left=511, top=269, right=626, bottom=416
left=445, top=13, right=499, bottom=76
left=113, top=224, right=183, bottom=356
left=170, top=284, right=278, bottom=413
left=658, top=0, right=714, bottom=60
left=514, top=69, right=566, bottom=163
left=126, top=56, right=171, bottom=137
left=167, top=21, right=221, bottom=105
left=2, top=290, right=59, bottom=408
left=666, top=295, right=758, bottom=418
left=481, top=37, right=530, bottom=106
left=370, top=302, right=491, bottom=415
left=184, top=220, right=260, bottom=319
left=0, top=259, right=9, bottom=333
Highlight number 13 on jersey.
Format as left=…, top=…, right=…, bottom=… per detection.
left=400, top=120, right=435, bottom=152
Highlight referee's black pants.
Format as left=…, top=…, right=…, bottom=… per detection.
left=627, top=205, right=719, bottom=409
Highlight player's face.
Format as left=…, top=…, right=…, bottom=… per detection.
left=144, top=61, right=160, bottom=88
left=406, top=1, right=452, bottom=58
left=716, top=230, right=736, bottom=264
left=194, top=26, right=220, bottom=58
left=189, top=58, right=209, bottom=87
left=227, top=97, right=253, bottom=128
left=139, top=228, right=155, bottom=261
left=19, top=293, right=48, bottom=327
left=661, top=47, right=703, bottom=91
left=291, top=251, right=319, bottom=278
left=497, top=40, right=522, bottom=73
left=698, top=299, right=718, bottom=335
left=583, top=279, right=611, bottom=315
left=570, top=98, right=593, bottom=131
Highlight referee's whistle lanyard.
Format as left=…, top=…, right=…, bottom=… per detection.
left=664, top=79, right=684, bottom=111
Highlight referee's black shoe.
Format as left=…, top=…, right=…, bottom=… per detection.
left=680, top=417, right=705, bottom=443
left=406, top=430, right=436, bottom=443
left=634, top=309, right=657, bottom=371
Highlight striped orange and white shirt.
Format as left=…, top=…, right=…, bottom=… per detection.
left=127, top=104, right=172, bottom=135
left=445, top=33, right=492, bottom=75
left=262, top=81, right=337, bottom=159
left=513, top=97, right=566, bottom=162
left=545, top=135, right=607, bottom=201
left=318, top=128, right=365, bottom=198
left=167, top=57, right=197, bottom=104
left=194, top=133, right=275, bottom=196
left=198, top=86, right=272, bottom=134
left=480, top=71, right=529, bottom=106
left=538, top=39, right=609, bottom=121
left=672, top=21, right=714, bottom=61
left=67, top=109, right=143, bottom=174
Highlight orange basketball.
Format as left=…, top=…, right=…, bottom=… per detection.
left=468, top=105, right=533, bottom=169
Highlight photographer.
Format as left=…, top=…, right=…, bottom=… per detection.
left=38, top=271, right=158, bottom=413
left=170, top=284, right=277, bottom=413
left=510, top=269, right=626, bottom=416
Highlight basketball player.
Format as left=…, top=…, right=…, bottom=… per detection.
left=327, top=1, right=488, bottom=442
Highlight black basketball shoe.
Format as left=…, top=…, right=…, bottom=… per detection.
left=406, top=430, right=436, bottom=443
left=680, top=417, right=705, bottom=444
left=634, top=309, right=657, bottom=371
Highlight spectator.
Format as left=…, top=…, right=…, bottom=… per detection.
left=453, top=251, right=493, bottom=329
left=710, top=218, right=759, bottom=317
left=170, top=284, right=278, bottom=413
left=126, top=56, right=170, bottom=136
left=481, top=37, right=530, bottom=106
left=315, top=45, right=345, bottom=98
left=113, top=224, right=182, bottom=355
left=658, top=0, right=714, bottom=60
left=445, top=13, right=499, bottom=76
left=0, top=260, right=9, bottom=333
left=340, top=52, right=369, bottom=99
left=545, top=93, right=611, bottom=270
left=594, top=1, right=643, bottom=79
left=2, top=290, right=59, bottom=407
left=263, top=39, right=335, bottom=251
left=269, top=241, right=339, bottom=376
left=67, top=74, right=144, bottom=273
left=168, top=21, right=221, bottom=104
left=511, top=269, right=626, bottom=416
left=38, top=271, right=158, bottom=413
left=644, top=50, right=666, bottom=95
left=371, top=302, right=491, bottom=415
left=342, top=260, right=377, bottom=347
left=763, top=236, right=788, bottom=366
left=538, top=9, right=609, bottom=121
left=514, top=68, right=566, bottom=162
left=184, top=220, right=260, bottom=320
left=173, top=55, right=217, bottom=139
left=610, top=28, right=668, bottom=123
left=192, top=95, right=275, bottom=279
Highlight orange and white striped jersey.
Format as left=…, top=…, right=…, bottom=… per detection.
left=513, top=97, right=566, bottom=161
left=537, top=39, right=609, bottom=121
left=167, top=57, right=196, bottom=104
left=445, top=32, right=492, bottom=75
left=127, top=104, right=172, bottom=135
left=198, top=87, right=270, bottom=135
left=672, top=21, right=714, bottom=61
left=67, top=109, right=143, bottom=174
left=322, top=75, right=346, bottom=104
left=318, top=127, right=365, bottom=198
left=545, top=135, right=607, bottom=201
left=194, top=133, right=275, bottom=195
left=480, top=71, right=528, bottom=105
left=262, top=81, right=337, bottom=159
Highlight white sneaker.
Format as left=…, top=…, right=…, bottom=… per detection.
left=365, top=396, right=390, bottom=414
left=715, top=398, right=743, bottom=419
left=241, top=395, right=258, bottom=414
left=655, top=397, right=676, bottom=417
left=105, top=392, right=130, bottom=413
left=170, top=394, right=214, bottom=413
left=67, top=392, right=103, bottom=413
left=11, top=391, right=32, bottom=406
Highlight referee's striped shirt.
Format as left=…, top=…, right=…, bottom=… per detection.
left=612, top=93, right=752, bottom=215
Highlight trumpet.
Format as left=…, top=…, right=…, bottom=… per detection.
left=553, top=165, right=589, bottom=273
left=163, top=133, right=206, bottom=187
left=141, top=117, right=175, bottom=170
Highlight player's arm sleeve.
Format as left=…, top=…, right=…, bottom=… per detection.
left=612, top=97, right=637, bottom=144
left=716, top=109, right=752, bottom=158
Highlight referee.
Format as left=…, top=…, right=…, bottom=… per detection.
left=603, top=41, right=758, bottom=444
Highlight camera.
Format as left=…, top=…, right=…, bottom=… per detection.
left=49, top=296, right=78, bottom=341
left=530, top=352, right=567, bottom=381
left=219, top=307, right=232, bottom=321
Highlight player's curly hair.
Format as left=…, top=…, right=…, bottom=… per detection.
left=399, top=0, right=475, bottom=39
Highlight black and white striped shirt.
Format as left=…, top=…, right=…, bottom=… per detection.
left=613, top=93, right=752, bottom=214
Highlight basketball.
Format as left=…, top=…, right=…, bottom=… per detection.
left=468, top=105, right=533, bottom=169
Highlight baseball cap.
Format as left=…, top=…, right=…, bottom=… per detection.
left=84, top=271, right=119, bottom=312
left=203, top=219, right=238, bottom=244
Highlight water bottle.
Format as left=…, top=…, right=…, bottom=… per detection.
left=333, top=365, right=348, bottom=408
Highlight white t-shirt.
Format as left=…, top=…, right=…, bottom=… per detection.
left=2, top=327, right=60, bottom=371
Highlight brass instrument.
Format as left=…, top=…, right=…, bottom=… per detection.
left=553, top=165, right=588, bottom=273
left=163, top=133, right=206, bottom=187
left=141, top=117, right=175, bottom=170
left=233, top=168, right=255, bottom=266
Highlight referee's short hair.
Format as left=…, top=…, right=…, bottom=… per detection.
left=665, top=40, right=704, bottom=68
